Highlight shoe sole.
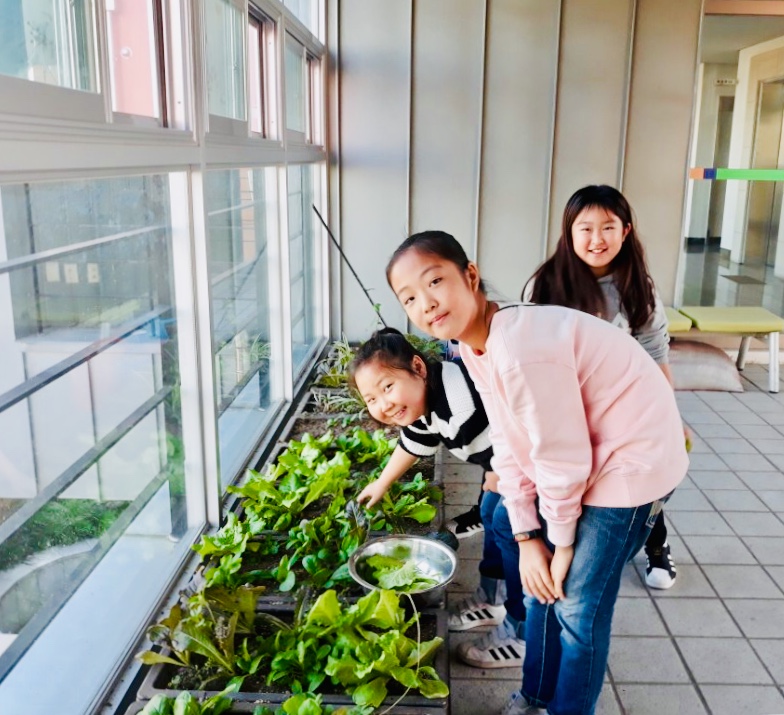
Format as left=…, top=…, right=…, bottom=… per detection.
left=458, top=654, right=523, bottom=669
left=449, top=615, right=505, bottom=632
left=451, top=524, right=485, bottom=540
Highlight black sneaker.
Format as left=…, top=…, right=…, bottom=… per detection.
left=645, top=542, right=677, bottom=589
left=447, top=504, right=484, bottom=540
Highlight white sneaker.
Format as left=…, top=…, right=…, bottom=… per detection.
left=456, top=618, right=525, bottom=668
left=645, top=542, right=677, bottom=590
left=500, top=690, right=545, bottom=715
left=448, top=585, right=507, bottom=632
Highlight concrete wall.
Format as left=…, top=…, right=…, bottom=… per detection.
left=330, top=0, right=702, bottom=340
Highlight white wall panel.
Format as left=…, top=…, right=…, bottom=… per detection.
left=409, top=0, right=485, bottom=252
left=623, top=0, right=701, bottom=303
left=477, top=0, right=560, bottom=301
left=547, top=0, right=634, bottom=251
left=338, top=0, right=412, bottom=339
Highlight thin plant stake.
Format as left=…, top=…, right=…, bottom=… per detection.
left=312, top=204, right=388, bottom=327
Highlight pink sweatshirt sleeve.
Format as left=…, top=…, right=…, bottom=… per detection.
left=499, top=362, right=593, bottom=547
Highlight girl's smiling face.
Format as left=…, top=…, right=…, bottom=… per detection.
left=353, top=357, right=427, bottom=427
left=387, top=249, right=481, bottom=342
left=571, top=206, right=630, bottom=277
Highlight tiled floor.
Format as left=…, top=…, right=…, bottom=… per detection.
left=442, top=364, right=784, bottom=715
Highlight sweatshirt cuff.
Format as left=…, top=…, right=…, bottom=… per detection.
left=505, top=497, right=542, bottom=535
left=545, top=521, right=577, bottom=548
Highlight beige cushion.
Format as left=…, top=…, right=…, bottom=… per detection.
left=669, top=340, right=743, bottom=392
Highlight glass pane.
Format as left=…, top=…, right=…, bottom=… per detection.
left=284, top=0, right=318, bottom=37
left=206, top=169, right=281, bottom=486
left=0, top=174, right=200, bottom=714
left=0, top=0, right=97, bottom=91
left=285, top=37, right=305, bottom=133
left=287, top=165, right=321, bottom=374
left=248, top=18, right=263, bottom=134
left=205, top=0, right=246, bottom=121
left=106, top=0, right=162, bottom=119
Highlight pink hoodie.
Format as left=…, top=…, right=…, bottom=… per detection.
left=461, top=304, right=689, bottom=547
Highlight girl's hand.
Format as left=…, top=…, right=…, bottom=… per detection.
left=483, top=471, right=500, bottom=493
left=518, top=539, right=557, bottom=604
left=550, top=545, right=574, bottom=600
left=357, top=481, right=388, bottom=508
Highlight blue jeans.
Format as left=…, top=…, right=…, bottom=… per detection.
left=521, top=498, right=667, bottom=715
left=479, top=491, right=526, bottom=625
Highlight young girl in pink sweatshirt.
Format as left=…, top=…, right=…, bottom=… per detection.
left=386, top=231, right=688, bottom=715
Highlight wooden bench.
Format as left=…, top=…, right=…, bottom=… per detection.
left=666, top=306, right=784, bottom=393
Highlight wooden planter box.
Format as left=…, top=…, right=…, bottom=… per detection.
left=137, top=609, right=450, bottom=712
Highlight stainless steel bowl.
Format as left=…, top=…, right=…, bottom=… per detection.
left=348, top=535, right=457, bottom=607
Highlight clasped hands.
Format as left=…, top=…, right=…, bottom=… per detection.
left=518, top=539, right=574, bottom=605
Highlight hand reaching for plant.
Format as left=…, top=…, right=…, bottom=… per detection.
left=357, top=480, right=389, bottom=508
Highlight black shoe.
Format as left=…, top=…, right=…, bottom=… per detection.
left=645, top=542, right=677, bottom=589
left=447, top=504, right=484, bottom=540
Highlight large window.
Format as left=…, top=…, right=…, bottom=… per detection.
left=0, top=174, right=203, bottom=713
left=205, top=0, right=246, bottom=122
left=206, top=168, right=282, bottom=486
left=0, top=0, right=97, bottom=92
left=287, top=164, right=322, bottom=375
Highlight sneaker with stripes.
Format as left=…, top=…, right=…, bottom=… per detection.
left=456, top=617, right=525, bottom=669
left=448, top=583, right=507, bottom=632
left=446, top=504, right=484, bottom=539
left=645, top=541, right=677, bottom=590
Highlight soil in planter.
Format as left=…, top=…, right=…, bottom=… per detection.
left=160, top=612, right=442, bottom=695
left=286, top=417, right=395, bottom=443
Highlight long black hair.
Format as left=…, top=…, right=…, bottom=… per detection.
left=524, top=185, right=656, bottom=330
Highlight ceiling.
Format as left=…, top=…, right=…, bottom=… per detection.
left=701, top=15, right=784, bottom=63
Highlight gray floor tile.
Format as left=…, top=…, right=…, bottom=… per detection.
left=611, top=598, right=667, bottom=636
left=656, top=598, right=741, bottom=637
left=768, top=566, right=784, bottom=590
left=676, top=637, right=772, bottom=684
left=689, top=423, right=737, bottom=438
left=444, top=483, right=480, bottom=506
left=687, top=437, right=712, bottom=453
left=699, top=685, right=784, bottom=715
left=703, top=489, right=769, bottom=512
left=757, top=490, right=784, bottom=511
left=719, top=453, right=776, bottom=471
left=736, top=471, right=784, bottom=490
left=733, top=423, right=784, bottom=439
left=675, top=475, right=698, bottom=489
left=702, top=565, right=783, bottom=598
left=724, top=599, right=784, bottom=638
left=763, top=410, right=784, bottom=425
left=666, top=489, right=715, bottom=511
left=688, top=453, right=734, bottom=471
left=763, top=453, right=784, bottom=471
left=450, top=557, right=480, bottom=594
left=751, top=639, right=784, bottom=684
left=609, top=636, right=690, bottom=683
left=753, top=438, right=784, bottom=454
left=615, top=684, right=707, bottom=715
left=679, top=535, right=756, bottom=564
left=454, top=533, right=484, bottom=560
left=594, top=687, right=623, bottom=715
left=440, top=463, right=484, bottom=483
left=708, top=437, right=761, bottom=455
left=713, top=411, right=767, bottom=426
left=687, top=471, right=746, bottom=490
left=743, top=537, right=784, bottom=565
left=641, top=563, right=716, bottom=599
left=666, top=511, right=733, bottom=536
left=682, top=412, right=729, bottom=426
left=449, top=678, right=515, bottom=715
left=723, top=511, right=784, bottom=536
left=734, top=395, right=784, bottom=414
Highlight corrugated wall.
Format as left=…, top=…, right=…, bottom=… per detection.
left=330, top=0, right=701, bottom=340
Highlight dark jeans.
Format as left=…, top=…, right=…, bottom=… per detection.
left=478, top=490, right=526, bottom=626
left=521, top=497, right=668, bottom=715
